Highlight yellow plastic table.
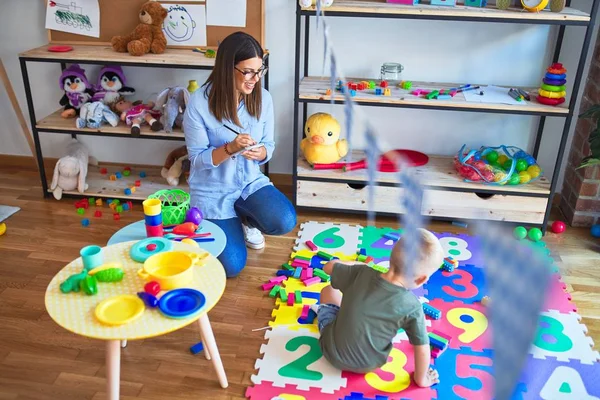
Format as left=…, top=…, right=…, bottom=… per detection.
left=45, top=240, right=228, bottom=400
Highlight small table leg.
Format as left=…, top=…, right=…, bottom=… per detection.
left=121, top=340, right=128, bottom=348
left=198, top=328, right=212, bottom=360
left=197, top=314, right=228, bottom=388
left=106, top=340, right=121, bottom=400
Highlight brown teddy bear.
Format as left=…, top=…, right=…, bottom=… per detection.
left=111, top=1, right=168, bottom=57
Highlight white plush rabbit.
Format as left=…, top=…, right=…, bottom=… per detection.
left=50, top=139, right=96, bottom=200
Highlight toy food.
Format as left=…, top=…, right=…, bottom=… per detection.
left=454, top=145, right=542, bottom=186
left=111, top=1, right=168, bottom=56
left=300, top=113, right=348, bottom=165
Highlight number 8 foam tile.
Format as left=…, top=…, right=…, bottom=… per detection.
left=542, top=275, right=578, bottom=314
left=245, top=381, right=340, bottom=400
left=435, top=233, right=484, bottom=268
left=251, top=326, right=347, bottom=393
left=427, top=299, right=492, bottom=352
left=517, top=355, right=600, bottom=399
left=529, top=310, right=600, bottom=364
left=293, top=221, right=363, bottom=256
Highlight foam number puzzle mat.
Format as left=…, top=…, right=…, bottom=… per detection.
left=246, top=222, right=600, bottom=400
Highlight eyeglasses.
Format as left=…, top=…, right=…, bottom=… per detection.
left=235, top=66, right=268, bottom=81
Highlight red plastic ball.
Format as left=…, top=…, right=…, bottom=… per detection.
left=551, top=221, right=566, bottom=234
left=144, top=281, right=161, bottom=296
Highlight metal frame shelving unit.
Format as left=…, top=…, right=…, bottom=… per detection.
left=292, top=0, right=599, bottom=232
left=18, top=44, right=270, bottom=201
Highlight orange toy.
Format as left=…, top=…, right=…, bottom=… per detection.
left=111, top=1, right=168, bottom=57
left=172, top=222, right=198, bottom=236
left=547, top=63, right=567, bottom=75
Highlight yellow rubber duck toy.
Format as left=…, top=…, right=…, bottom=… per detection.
left=300, top=113, right=348, bottom=165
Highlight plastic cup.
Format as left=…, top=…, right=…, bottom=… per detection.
left=143, top=199, right=162, bottom=216
left=80, top=245, right=103, bottom=271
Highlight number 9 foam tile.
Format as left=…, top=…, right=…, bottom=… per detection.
left=294, top=222, right=363, bottom=256
left=251, top=326, right=347, bottom=393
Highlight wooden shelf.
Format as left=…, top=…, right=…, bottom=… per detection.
left=302, top=1, right=590, bottom=24
left=297, top=151, right=551, bottom=196
left=20, top=44, right=215, bottom=68
left=49, top=164, right=187, bottom=201
left=37, top=110, right=185, bottom=141
left=299, top=77, right=569, bottom=116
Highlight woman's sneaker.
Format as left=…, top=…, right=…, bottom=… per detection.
left=243, top=224, right=265, bottom=249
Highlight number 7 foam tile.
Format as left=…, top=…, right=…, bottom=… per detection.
left=251, top=326, right=347, bottom=393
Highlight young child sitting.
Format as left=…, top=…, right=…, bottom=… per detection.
left=316, top=228, right=444, bottom=387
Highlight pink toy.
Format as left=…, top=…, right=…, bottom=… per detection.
left=287, top=295, right=295, bottom=306
left=300, top=269, right=308, bottom=281
left=307, top=268, right=314, bottom=279
left=262, top=282, right=277, bottom=291
left=146, top=244, right=157, bottom=251
left=303, top=277, right=322, bottom=287
left=94, top=210, right=102, bottom=218
left=269, top=276, right=287, bottom=284
left=301, top=305, right=310, bottom=319
left=305, top=240, right=318, bottom=251
left=551, top=220, right=566, bottom=234
left=291, top=259, right=309, bottom=268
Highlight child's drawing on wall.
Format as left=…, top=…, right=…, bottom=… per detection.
left=161, top=3, right=207, bottom=47
left=45, top=0, right=100, bottom=38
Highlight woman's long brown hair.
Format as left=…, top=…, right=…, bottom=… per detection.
left=203, top=32, right=264, bottom=127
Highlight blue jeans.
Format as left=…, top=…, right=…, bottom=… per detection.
left=207, top=185, right=297, bottom=277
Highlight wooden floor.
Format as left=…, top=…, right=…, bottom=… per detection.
left=0, top=164, right=599, bottom=400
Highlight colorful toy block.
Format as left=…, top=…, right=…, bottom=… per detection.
left=122, top=170, right=131, bottom=177
left=423, top=303, right=442, bottom=320
left=317, top=251, right=334, bottom=260
left=123, top=166, right=131, bottom=171
left=135, top=180, right=141, bottom=187
left=269, top=276, right=287, bottom=284
left=384, top=88, right=391, bottom=96
left=368, top=81, right=376, bottom=89
left=441, top=256, right=459, bottom=272
left=294, top=255, right=311, bottom=261
left=437, top=94, right=451, bottom=100
left=94, top=210, right=102, bottom=218
left=357, top=83, right=365, bottom=91
left=81, top=218, right=90, bottom=227
left=375, top=88, right=382, bottom=95
left=130, top=187, right=136, bottom=193
left=109, top=203, right=117, bottom=211
left=88, top=198, right=95, bottom=206
left=294, top=290, right=302, bottom=304
left=116, top=205, right=123, bottom=213
left=124, top=188, right=132, bottom=195
left=301, top=305, right=310, bottom=319
left=305, top=240, right=318, bottom=251
left=276, top=270, right=294, bottom=277
left=109, top=174, right=117, bottom=181
left=95, top=199, right=103, bottom=206
left=122, top=203, right=130, bottom=211
left=325, top=88, right=332, bottom=96
left=139, top=171, right=147, bottom=178
left=291, top=259, right=309, bottom=268
left=115, top=172, right=122, bottom=179
left=125, top=201, right=133, bottom=210
left=113, top=213, right=120, bottom=221
left=112, top=199, right=120, bottom=205
left=357, top=254, right=368, bottom=262
left=293, top=267, right=302, bottom=279
left=279, top=287, right=288, bottom=302
left=400, top=80, right=413, bottom=90
left=300, top=269, right=308, bottom=281
left=303, top=277, right=322, bottom=287
left=269, top=285, right=281, bottom=298
left=262, top=281, right=277, bottom=291
left=358, top=248, right=367, bottom=256
left=107, top=199, right=113, bottom=204
left=465, top=0, right=486, bottom=6
left=380, top=80, right=388, bottom=88
left=190, top=341, right=204, bottom=355
left=77, top=208, right=85, bottom=215
left=100, top=168, right=108, bottom=174
left=383, top=232, right=400, bottom=241
left=429, top=334, right=448, bottom=350
left=282, top=263, right=294, bottom=271
left=350, top=89, right=356, bottom=97
left=431, top=0, right=456, bottom=5
left=426, top=90, right=440, bottom=100
left=287, top=294, right=295, bottom=306
left=313, top=269, right=330, bottom=282
left=306, top=268, right=313, bottom=279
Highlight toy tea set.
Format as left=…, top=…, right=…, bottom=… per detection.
left=60, top=195, right=212, bottom=326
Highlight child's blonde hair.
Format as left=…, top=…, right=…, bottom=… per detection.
left=389, top=228, right=444, bottom=277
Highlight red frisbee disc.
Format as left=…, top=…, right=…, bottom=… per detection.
left=48, top=45, right=73, bottom=53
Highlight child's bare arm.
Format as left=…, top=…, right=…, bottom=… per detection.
left=413, top=344, right=439, bottom=387
left=322, top=259, right=363, bottom=275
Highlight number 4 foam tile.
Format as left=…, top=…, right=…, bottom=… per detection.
left=530, top=310, right=600, bottom=364
left=517, top=354, right=600, bottom=400
left=293, top=221, right=362, bottom=256
left=251, top=326, right=347, bottom=393
left=245, top=381, right=340, bottom=400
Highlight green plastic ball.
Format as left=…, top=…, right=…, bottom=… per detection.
left=508, top=174, right=521, bottom=185
left=514, top=226, right=528, bottom=240
left=528, top=227, right=543, bottom=242
left=516, top=159, right=528, bottom=172
left=503, top=160, right=513, bottom=171
left=486, top=151, right=499, bottom=163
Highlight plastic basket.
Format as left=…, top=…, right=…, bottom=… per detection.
left=147, top=189, right=190, bottom=226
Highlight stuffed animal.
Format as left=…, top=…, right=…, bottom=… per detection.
left=300, top=112, right=348, bottom=165
left=299, top=0, right=334, bottom=8
left=112, top=98, right=163, bottom=135
left=50, top=139, right=97, bottom=200
left=156, top=87, right=190, bottom=133
left=59, top=64, right=94, bottom=118
left=76, top=101, right=120, bottom=129
left=111, top=1, right=168, bottom=56
left=161, top=146, right=189, bottom=186
left=91, top=65, right=136, bottom=105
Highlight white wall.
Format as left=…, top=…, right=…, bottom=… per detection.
left=0, top=0, right=598, bottom=192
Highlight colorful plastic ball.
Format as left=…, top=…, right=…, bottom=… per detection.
left=139, top=171, right=147, bottom=178
left=525, top=156, right=537, bottom=166
left=115, top=172, right=122, bottom=179
left=124, top=188, right=132, bottom=195
left=486, top=150, right=499, bottom=163
left=185, top=207, right=204, bottom=225
left=527, top=165, right=541, bottom=179
left=514, top=226, right=528, bottom=240
left=551, top=221, right=566, bottom=234
left=508, top=174, right=521, bottom=185
left=514, top=150, right=527, bottom=159
left=528, top=227, right=543, bottom=242
left=518, top=171, right=532, bottom=184
left=516, top=159, right=528, bottom=172
left=591, top=224, right=600, bottom=238
left=123, top=170, right=131, bottom=177
left=494, top=172, right=507, bottom=183
left=497, top=155, right=509, bottom=166
left=503, top=159, right=513, bottom=171
left=473, top=152, right=482, bottom=161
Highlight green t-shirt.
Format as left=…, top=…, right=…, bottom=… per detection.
left=319, top=263, right=429, bottom=373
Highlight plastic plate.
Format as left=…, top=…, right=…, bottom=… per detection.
left=130, top=237, right=173, bottom=263
left=95, top=295, right=145, bottom=326
left=158, top=288, right=206, bottom=319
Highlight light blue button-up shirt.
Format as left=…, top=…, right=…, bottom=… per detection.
left=183, top=85, right=275, bottom=219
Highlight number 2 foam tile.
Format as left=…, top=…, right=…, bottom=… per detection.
left=427, top=299, right=492, bottom=352
left=530, top=310, right=600, bottom=365
left=339, top=339, right=436, bottom=400
left=424, top=264, right=485, bottom=304
left=517, top=354, right=600, bottom=399
left=245, top=381, right=340, bottom=400
left=541, top=274, right=578, bottom=314
left=251, top=326, right=347, bottom=393
left=293, top=221, right=363, bottom=256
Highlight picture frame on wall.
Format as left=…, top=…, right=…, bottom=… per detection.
left=160, top=2, right=208, bottom=48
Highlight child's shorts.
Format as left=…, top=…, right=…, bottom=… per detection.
left=317, top=303, right=340, bottom=332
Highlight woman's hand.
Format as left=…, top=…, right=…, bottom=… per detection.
left=242, top=146, right=267, bottom=162
left=229, top=134, right=256, bottom=153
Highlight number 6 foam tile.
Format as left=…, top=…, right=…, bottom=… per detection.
left=427, top=299, right=492, bottom=352
left=530, top=310, right=600, bottom=364
left=251, top=326, right=347, bottom=393
left=293, top=221, right=363, bottom=256
left=245, top=381, right=340, bottom=400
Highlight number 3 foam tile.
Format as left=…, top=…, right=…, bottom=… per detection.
left=529, top=310, right=600, bottom=364
left=245, top=381, right=340, bottom=400
left=424, top=264, right=485, bottom=304
left=293, top=221, right=363, bottom=256
left=541, top=274, right=577, bottom=314
left=517, top=355, right=600, bottom=400
left=251, top=326, right=347, bottom=393
left=340, top=339, right=436, bottom=400
left=427, top=299, right=491, bottom=352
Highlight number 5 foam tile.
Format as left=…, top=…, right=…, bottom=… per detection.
left=530, top=310, right=600, bottom=364
left=339, top=339, right=436, bottom=400
left=251, top=326, right=347, bottom=393
left=294, top=221, right=363, bottom=255
left=541, top=274, right=578, bottom=314
left=424, top=264, right=485, bottom=304
left=517, top=355, right=600, bottom=399
left=432, top=347, right=496, bottom=400
left=427, top=299, right=492, bottom=352
left=245, top=381, right=340, bottom=400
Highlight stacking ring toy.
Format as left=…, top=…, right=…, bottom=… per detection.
left=538, top=89, right=566, bottom=99
left=537, top=95, right=566, bottom=106
left=547, top=63, right=567, bottom=75
left=541, top=84, right=566, bottom=92
left=130, top=237, right=173, bottom=263
left=545, top=72, right=567, bottom=80
left=543, top=78, right=567, bottom=86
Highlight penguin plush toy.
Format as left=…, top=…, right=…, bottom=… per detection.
left=92, top=65, right=135, bottom=105
left=59, top=64, right=94, bottom=118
